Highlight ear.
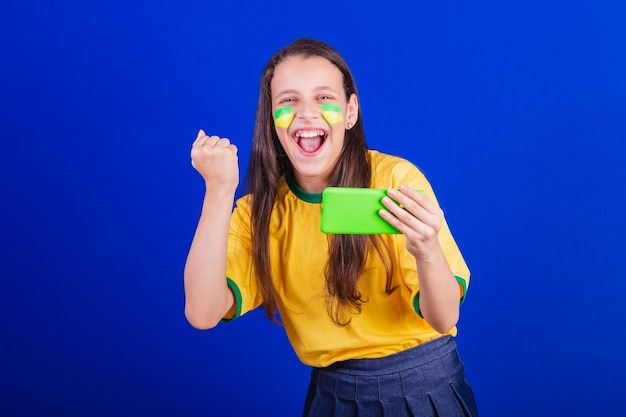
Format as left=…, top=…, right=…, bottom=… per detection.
left=346, top=93, right=359, bottom=128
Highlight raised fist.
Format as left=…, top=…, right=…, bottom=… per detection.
left=190, top=129, right=239, bottom=193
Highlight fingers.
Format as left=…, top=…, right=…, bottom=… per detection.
left=190, top=130, right=237, bottom=168
left=397, top=186, right=437, bottom=213
left=380, top=186, right=443, bottom=235
left=216, top=137, right=233, bottom=148
left=192, top=130, right=237, bottom=151
left=390, top=187, right=439, bottom=218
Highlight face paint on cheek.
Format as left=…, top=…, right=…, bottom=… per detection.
left=322, top=103, right=344, bottom=125
left=274, top=106, right=294, bottom=129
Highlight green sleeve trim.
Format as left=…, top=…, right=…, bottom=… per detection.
left=220, top=278, right=242, bottom=323
left=412, top=275, right=468, bottom=319
left=456, top=275, right=467, bottom=304
left=413, top=292, right=424, bottom=318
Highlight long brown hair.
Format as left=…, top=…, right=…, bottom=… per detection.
left=244, top=38, right=394, bottom=325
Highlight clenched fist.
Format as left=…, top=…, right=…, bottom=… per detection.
left=190, top=129, right=239, bottom=194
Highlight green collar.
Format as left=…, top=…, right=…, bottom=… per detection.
left=286, top=173, right=322, bottom=204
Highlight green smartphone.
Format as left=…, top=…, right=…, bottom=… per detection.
left=320, top=187, right=401, bottom=234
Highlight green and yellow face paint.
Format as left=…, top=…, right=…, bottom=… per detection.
left=274, top=106, right=294, bottom=129
left=322, top=103, right=344, bottom=125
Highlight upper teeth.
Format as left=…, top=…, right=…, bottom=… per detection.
left=296, top=130, right=324, bottom=138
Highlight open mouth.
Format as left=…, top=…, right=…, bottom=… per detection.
left=294, top=129, right=327, bottom=154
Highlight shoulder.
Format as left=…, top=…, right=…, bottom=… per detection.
left=234, top=176, right=289, bottom=210
left=368, top=149, right=428, bottom=188
left=368, top=149, right=424, bottom=176
left=232, top=194, right=253, bottom=232
left=233, top=176, right=294, bottom=218
left=234, top=193, right=253, bottom=211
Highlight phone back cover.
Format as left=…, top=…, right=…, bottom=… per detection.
left=320, top=187, right=401, bottom=234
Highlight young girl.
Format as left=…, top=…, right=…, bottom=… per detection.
left=185, top=38, right=479, bottom=417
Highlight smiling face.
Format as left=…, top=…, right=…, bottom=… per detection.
left=270, top=55, right=359, bottom=193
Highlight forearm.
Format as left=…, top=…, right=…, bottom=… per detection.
left=415, top=243, right=461, bottom=334
left=380, top=187, right=462, bottom=333
left=184, top=189, right=235, bottom=329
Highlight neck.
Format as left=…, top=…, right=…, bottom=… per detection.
left=292, top=172, right=328, bottom=194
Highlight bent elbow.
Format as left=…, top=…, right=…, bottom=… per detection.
left=424, top=312, right=459, bottom=335
left=432, top=322, right=456, bottom=335
left=185, top=306, right=222, bottom=330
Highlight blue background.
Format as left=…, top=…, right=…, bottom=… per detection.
left=2, top=1, right=625, bottom=416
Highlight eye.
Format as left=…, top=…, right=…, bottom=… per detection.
left=280, top=97, right=296, bottom=104
left=318, top=95, right=333, bottom=101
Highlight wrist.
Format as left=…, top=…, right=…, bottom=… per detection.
left=204, top=181, right=238, bottom=199
left=412, top=241, right=445, bottom=265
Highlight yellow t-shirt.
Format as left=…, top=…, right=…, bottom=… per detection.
left=225, top=150, right=470, bottom=367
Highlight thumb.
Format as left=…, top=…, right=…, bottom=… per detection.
left=193, top=129, right=207, bottom=146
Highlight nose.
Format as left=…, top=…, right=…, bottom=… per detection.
left=297, top=101, right=319, bottom=121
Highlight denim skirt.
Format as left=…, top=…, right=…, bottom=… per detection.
left=302, top=336, right=478, bottom=417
